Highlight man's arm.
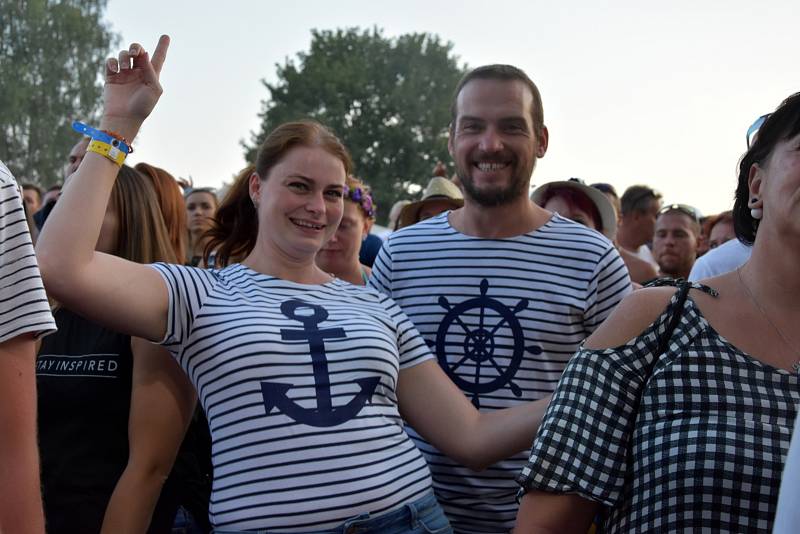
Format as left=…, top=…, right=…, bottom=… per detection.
left=0, top=333, right=45, bottom=534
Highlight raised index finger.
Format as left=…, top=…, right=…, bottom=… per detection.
left=151, top=34, right=170, bottom=74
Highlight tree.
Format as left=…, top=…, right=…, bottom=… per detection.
left=246, top=27, right=467, bottom=225
left=0, top=0, right=118, bottom=186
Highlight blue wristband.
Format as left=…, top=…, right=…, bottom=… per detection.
left=72, top=121, right=131, bottom=155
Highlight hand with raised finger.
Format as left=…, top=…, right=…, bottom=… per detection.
left=101, top=35, right=170, bottom=141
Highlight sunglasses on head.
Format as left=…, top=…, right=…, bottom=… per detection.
left=659, top=203, right=700, bottom=223
left=746, top=113, right=771, bottom=149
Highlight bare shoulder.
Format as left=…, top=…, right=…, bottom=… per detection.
left=583, top=286, right=678, bottom=350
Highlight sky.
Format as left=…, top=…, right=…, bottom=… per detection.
left=106, top=0, right=799, bottom=217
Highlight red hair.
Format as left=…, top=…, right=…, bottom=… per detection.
left=541, top=186, right=602, bottom=230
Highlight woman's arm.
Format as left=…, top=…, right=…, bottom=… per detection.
left=0, top=334, right=45, bottom=534
left=397, top=359, right=550, bottom=471
left=513, top=286, right=680, bottom=532
left=36, top=37, right=171, bottom=341
left=101, top=337, right=196, bottom=534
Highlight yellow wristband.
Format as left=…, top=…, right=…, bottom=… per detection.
left=87, top=139, right=127, bottom=167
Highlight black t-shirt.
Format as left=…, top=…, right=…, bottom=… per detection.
left=37, top=307, right=133, bottom=534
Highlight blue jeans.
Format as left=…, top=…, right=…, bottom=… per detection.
left=172, top=506, right=209, bottom=533
left=212, top=492, right=451, bottom=534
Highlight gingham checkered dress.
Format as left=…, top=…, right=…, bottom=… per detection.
left=517, top=285, right=799, bottom=533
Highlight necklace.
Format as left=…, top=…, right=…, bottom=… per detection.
left=736, top=267, right=800, bottom=373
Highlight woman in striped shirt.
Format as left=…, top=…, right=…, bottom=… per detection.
left=37, top=36, right=550, bottom=533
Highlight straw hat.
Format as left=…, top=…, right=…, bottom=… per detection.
left=397, top=163, right=463, bottom=229
left=530, top=178, right=617, bottom=239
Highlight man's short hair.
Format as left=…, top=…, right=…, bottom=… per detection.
left=657, top=204, right=702, bottom=237
left=620, top=185, right=661, bottom=216
left=449, top=64, right=545, bottom=137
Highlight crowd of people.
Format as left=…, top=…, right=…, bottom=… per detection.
left=1, top=34, right=798, bottom=534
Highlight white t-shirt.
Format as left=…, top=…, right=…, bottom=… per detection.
left=152, top=263, right=434, bottom=531
left=0, top=160, right=55, bottom=343
left=689, top=238, right=752, bottom=281
left=774, top=410, right=800, bottom=534
left=369, top=212, right=632, bottom=532
left=633, top=243, right=657, bottom=267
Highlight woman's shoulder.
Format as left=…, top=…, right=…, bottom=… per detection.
left=583, top=286, right=679, bottom=350
left=583, top=280, right=716, bottom=351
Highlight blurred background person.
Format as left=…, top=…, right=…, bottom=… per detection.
left=19, top=184, right=42, bottom=241
left=41, top=184, right=62, bottom=206
left=531, top=178, right=616, bottom=238
left=63, top=136, right=90, bottom=180
left=689, top=227, right=752, bottom=281
left=134, top=162, right=212, bottom=532
left=21, top=183, right=43, bottom=214
left=136, top=163, right=187, bottom=260
left=396, top=163, right=463, bottom=229
left=317, top=175, right=376, bottom=285
left=616, top=184, right=662, bottom=268
left=591, top=181, right=659, bottom=284
left=652, top=204, right=701, bottom=280
left=33, top=136, right=88, bottom=231
left=33, top=184, right=62, bottom=231
left=184, top=185, right=219, bottom=267
left=37, top=165, right=196, bottom=533
left=704, top=210, right=736, bottom=250
left=591, top=182, right=621, bottom=215
left=357, top=201, right=383, bottom=268
left=379, top=199, right=411, bottom=238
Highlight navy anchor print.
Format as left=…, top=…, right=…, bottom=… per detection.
left=260, top=299, right=380, bottom=427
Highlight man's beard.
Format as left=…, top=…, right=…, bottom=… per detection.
left=457, top=160, right=535, bottom=207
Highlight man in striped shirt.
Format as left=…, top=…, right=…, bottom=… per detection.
left=0, top=160, right=56, bottom=533
left=370, top=65, right=631, bottom=533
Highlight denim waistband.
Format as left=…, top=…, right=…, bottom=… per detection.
left=212, top=491, right=448, bottom=534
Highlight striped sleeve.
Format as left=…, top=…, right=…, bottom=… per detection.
left=0, top=161, right=55, bottom=343
left=367, top=235, right=393, bottom=296
left=379, top=294, right=433, bottom=369
left=583, top=243, right=631, bottom=331
left=149, top=262, right=218, bottom=352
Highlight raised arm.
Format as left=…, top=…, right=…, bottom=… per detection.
left=36, top=36, right=171, bottom=341
left=397, top=359, right=550, bottom=471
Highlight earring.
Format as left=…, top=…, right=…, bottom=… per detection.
left=749, top=197, right=762, bottom=220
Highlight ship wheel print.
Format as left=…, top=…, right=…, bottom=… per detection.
left=434, top=278, right=542, bottom=408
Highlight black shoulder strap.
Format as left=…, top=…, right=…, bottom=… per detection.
left=654, top=280, right=693, bottom=357
left=627, top=279, right=693, bottom=423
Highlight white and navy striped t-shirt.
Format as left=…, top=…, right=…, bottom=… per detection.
left=369, top=212, right=631, bottom=532
left=0, top=160, right=55, bottom=343
left=151, top=263, right=435, bottom=531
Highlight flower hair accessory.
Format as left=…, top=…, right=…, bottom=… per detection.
left=345, top=185, right=375, bottom=219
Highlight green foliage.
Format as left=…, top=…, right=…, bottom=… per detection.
left=245, top=27, right=466, bottom=225
left=0, top=0, right=118, bottom=186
